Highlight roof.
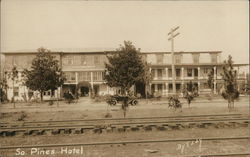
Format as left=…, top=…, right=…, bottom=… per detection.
left=2, top=50, right=222, bottom=55
left=140, top=51, right=222, bottom=54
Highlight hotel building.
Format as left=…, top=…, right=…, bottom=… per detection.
left=0, top=50, right=248, bottom=101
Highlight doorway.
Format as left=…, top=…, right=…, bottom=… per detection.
left=80, top=87, right=89, bottom=97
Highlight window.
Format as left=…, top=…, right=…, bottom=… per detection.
left=43, top=91, right=52, bottom=96
left=194, top=68, right=198, bottom=77
left=176, top=69, right=181, bottom=77
left=81, top=56, right=87, bottom=65
left=157, top=69, right=163, bottom=78
left=13, top=56, right=19, bottom=66
left=93, top=72, right=103, bottom=81
left=94, top=56, right=100, bottom=65
left=14, top=87, right=19, bottom=97
left=176, top=84, right=181, bottom=91
left=168, top=84, right=173, bottom=91
left=65, top=72, right=76, bottom=81
left=66, top=56, right=74, bottom=65
left=192, top=54, right=199, bottom=64
left=187, top=69, right=192, bottom=77
left=175, top=55, right=181, bottom=64
left=211, top=54, right=217, bottom=63
left=79, top=72, right=91, bottom=81
left=156, top=54, right=163, bottom=64
left=168, top=69, right=172, bottom=77
left=203, top=83, right=209, bottom=89
left=203, top=68, right=212, bottom=74
left=158, top=84, right=163, bottom=92
left=151, top=69, right=156, bottom=79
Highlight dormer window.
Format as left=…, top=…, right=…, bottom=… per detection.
left=211, top=54, right=217, bottom=63
left=156, top=54, right=164, bottom=64
left=81, top=56, right=87, bottom=65
left=192, top=54, right=199, bottom=64
left=175, top=54, right=181, bottom=64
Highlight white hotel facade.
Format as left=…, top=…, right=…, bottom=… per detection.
left=0, top=50, right=248, bottom=101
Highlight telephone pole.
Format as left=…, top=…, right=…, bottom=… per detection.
left=168, top=26, right=180, bottom=94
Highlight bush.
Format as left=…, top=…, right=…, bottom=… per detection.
left=168, top=95, right=182, bottom=110
left=18, top=111, right=27, bottom=121
left=63, top=92, right=75, bottom=103
left=0, top=88, right=7, bottom=103
left=49, top=100, right=54, bottom=106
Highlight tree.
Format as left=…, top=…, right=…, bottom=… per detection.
left=207, top=68, right=214, bottom=93
left=104, top=41, right=146, bottom=117
left=140, top=62, right=152, bottom=100
left=23, top=48, right=65, bottom=101
left=183, top=81, right=199, bottom=108
left=0, top=72, right=8, bottom=103
left=8, top=66, right=18, bottom=108
left=221, top=55, right=239, bottom=110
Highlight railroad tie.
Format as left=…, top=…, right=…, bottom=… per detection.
left=215, top=122, right=226, bottom=128
left=42, top=129, right=52, bottom=136
left=123, top=125, right=131, bottom=132
left=64, top=128, right=72, bottom=134
left=116, top=126, right=125, bottom=133
left=130, top=125, right=139, bottom=132
left=0, top=131, right=13, bottom=137
left=176, top=124, right=184, bottom=130
left=52, top=129, right=60, bottom=135
left=143, top=124, right=157, bottom=131
left=105, top=126, right=113, bottom=133
left=93, top=127, right=102, bottom=134
left=187, top=122, right=197, bottom=129
left=157, top=124, right=167, bottom=131
left=239, top=121, right=249, bottom=127
left=82, top=127, right=94, bottom=134
left=201, top=122, right=213, bottom=129
left=73, top=128, right=83, bottom=134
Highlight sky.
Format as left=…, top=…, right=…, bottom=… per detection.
left=1, top=0, right=249, bottom=64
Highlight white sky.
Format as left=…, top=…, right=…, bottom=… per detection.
left=1, top=0, right=249, bottom=63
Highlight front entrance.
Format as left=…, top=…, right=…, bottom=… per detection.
left=135, top=82, right=145, bottom=98
left=80, top=87, right=89, bottom=97
left=77, top=81, right=91, bottom=97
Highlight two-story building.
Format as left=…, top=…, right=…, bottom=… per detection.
left=1, top=50, right=248, bottom=101
left=142, top=51, right=248, bottom=97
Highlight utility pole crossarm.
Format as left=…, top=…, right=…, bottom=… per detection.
left=167, top=26, right=180, bottom=94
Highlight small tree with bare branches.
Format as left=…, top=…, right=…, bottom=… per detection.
left=221, top=55, right=239, bottom=111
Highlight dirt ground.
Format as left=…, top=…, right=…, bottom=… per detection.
left=0, top=96, right=249, bottom=122
left=0, top=97, right=249, bottom=157
left=1, top=128, right=249, bottom=157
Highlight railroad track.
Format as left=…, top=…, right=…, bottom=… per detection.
left=0, top=114, right=249, bottom=137
left=0, top=113, right=246, bottom=127
left=0, top=136, right=249, bottom=157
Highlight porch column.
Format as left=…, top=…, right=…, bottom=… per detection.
left=237, top=66, right=240, bottom=79
left=165, top=68, right=168, bottom=80
left=165, top=82, right=169, bottom=96
left=155, top=84, right=158, bottom=92
left=181, top=67, right=184, bottom=80
left=181, top=67, right=184, bottom=86
left=90, top=72, right=94, bottom=96
left=198, top=67, right=200, bottom=79
left=213, top=66, right=217, bottom=94
left=76, top=72, right=78, bottom=84
left=75, top=72, right=78, bottom=95
left=107, top=86, right=109, bottom=95
left=155, top=69, right=158, bottom=80
left=198, top=82, right=200, bottom=94
left=149, top=83, right=152, bottom=95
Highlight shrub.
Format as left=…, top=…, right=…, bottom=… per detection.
left=18, top=111, right=27, bottom=121
left=168, top=95, right=182, bottom=110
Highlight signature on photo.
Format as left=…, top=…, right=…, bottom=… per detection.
left=176, top=138, right=202, bottom=154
